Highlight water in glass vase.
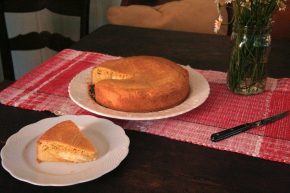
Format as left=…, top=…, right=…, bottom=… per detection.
left=227, top=25, right=272, bottom=95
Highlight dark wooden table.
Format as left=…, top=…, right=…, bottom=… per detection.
left=1, top=24, right=290, bottom=193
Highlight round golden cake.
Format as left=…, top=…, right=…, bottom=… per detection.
left=91, top=56, right=189, bottom=112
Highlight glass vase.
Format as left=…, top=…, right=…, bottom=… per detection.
left=227, top=24, right=272, bottom=95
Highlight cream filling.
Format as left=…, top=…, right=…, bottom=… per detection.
left=57, top=152, right=95, bottom=162
left=38, top=142, right=96, bottom=163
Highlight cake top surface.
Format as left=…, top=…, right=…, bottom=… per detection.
left=92, top=56, right=188, bottom=88
left=38, top=120, right=96, bottom=152
left=91, top=55, right=190, bottom=112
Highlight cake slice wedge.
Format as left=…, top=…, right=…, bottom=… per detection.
left=37, top=120, right=97, bottom=163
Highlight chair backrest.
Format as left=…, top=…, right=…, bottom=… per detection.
left=0, top=0, right=90, bottom=80
left=109, top=0, right=230, bottom=35
left=121, top=0, right=176, bottom=6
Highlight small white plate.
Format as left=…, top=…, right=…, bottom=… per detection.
left=69, top=66, right=210, bottom=120
left=1, top=115, right=130, bottom=186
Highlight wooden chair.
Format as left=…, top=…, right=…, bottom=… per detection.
left=0, top=0, right=90, bottom=80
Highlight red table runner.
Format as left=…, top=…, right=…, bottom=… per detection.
left=0, top=49, right=289, bottom=164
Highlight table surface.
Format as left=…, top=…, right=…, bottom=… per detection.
left=1, top=24, right=290, bottom=193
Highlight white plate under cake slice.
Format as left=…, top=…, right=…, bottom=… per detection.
left=1, top=115, right=129, bottom=186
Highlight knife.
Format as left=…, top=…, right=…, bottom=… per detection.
left=211, top=111, right=289, bottom=142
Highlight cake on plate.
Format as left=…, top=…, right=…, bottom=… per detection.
left=91, top=56, right=190, bottom=112
left=37, top=120, right=97, bottom=163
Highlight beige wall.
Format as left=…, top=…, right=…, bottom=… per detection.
left=0, top=0, right=121, bottom=81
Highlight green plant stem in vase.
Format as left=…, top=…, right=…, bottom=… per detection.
left=227, top=24, right=271, bottom=95
left=215, top=0, right=287, bottom=95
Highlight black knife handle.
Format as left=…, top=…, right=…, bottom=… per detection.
left=211, top=123, right=254, bottom=142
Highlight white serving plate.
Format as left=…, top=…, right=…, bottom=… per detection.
left=1, top=115, right=130, bottom=186
left=69, top=66, right=210, bottom=120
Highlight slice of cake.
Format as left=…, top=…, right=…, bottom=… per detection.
left=37, top=120, right=97, bottom=163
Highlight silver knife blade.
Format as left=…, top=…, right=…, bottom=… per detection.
left=211, top=110, right=289, bottom=142
left=254, top=111, right=289, bottom=126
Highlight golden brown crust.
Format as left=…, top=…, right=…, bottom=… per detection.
left=37, top=120, right=97, bottom=163
left=92, top=56, right=190, bottom=112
